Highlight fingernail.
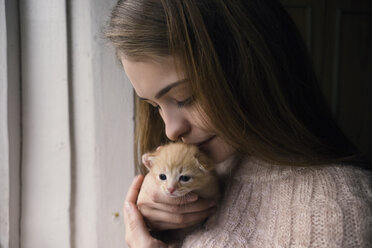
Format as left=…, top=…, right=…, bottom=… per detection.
left=188, top=194, right=198, bottom=202
left=133, top=174, right=141, bottom=181
left=125, top=202, right=134, bottom=213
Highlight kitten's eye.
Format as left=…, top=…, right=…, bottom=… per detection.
left=159, top=174, right=167, bottom=180
left=179, top=175, right=191, bottom=182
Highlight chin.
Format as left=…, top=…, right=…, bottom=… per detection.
left=209, top=146, right=236, bottom=163
left=174, top=192, right=189, bottom=197
left=164, top=192, right=176, bottom=197
left=168, top=194, right=179, bottom=198
left=164, top=191, right=186, bottom=198
left=203, top=137, right=236, bottom=163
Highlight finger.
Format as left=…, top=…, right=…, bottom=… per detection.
left=150, top=191, right=199, bottom=205
left=140, top=198, right=216, bottom=215
left=149, top=239, right=168, bottom=248
left=123, top=176, right=151, bottom=241
left=144, top=207, right=216, bottom=230
left=123, top=201, right=148, bottom=233
left=124, top=202, right=168, bottom=247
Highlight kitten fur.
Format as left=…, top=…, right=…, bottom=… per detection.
left=142, top=142, right=220, bottom=246
left=142, top=142, right=219, bottom=200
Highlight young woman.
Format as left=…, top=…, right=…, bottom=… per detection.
left=106, top=0, right=372, bottom=247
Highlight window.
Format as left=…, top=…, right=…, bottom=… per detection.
left=1, top=1, right=134, bottom=247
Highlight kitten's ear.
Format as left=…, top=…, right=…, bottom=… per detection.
left=142, top=153, right=154, bottom=170
left=195, top=152, right=213, bottom=172
left=196, top=160, right=208, bottom=173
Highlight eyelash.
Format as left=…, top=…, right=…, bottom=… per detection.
left=176, top=97, right=194, bottom=108
left=151, top=97, right=194, bottom=110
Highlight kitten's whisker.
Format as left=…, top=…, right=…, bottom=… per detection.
left=176, top=195, right=188, bottom=208
left=184, top=193, right=193, bottom=203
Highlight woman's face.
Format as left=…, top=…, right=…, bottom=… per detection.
left=122, top=56, right=235, bottom=163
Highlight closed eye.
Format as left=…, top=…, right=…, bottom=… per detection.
left=141, top=96, right=194, bottom=110
left=176, top=96, right=194, bottom=108
left=143, top=100, right=161, bottom=111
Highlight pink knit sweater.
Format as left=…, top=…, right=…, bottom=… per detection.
left=181, top=157, right=372, bottom=247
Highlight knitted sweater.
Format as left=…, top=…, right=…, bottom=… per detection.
left=181, top=156, right=372, bottom=248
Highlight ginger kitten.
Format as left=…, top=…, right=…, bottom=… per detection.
left=142, top=142, right=220, bottom=246
left=142, top=142, right=219, bottom=200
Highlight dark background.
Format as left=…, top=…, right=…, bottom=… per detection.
left=281, top=0, right=372, bottom=159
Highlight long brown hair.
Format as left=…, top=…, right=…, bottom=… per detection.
left=106, top=0, right=368, bottom=171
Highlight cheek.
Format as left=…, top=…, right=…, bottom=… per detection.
left=186, top=107, right=214, bottom=131
left=159, top=182, right=167, bottom=191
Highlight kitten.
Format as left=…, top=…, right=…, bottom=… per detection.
left=142, top=142, right=220, bottom=246
left=142, top=142, right=219, bottom=200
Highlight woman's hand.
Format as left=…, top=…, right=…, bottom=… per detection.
left=137, top=173, right=216, bottom=231
left=123, top=175, right=167, bottom=248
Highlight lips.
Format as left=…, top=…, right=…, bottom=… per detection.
left=196, top=136, right=216, bottom=148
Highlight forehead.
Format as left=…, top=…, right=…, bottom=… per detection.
left=121, top=56, right=185, bottom=98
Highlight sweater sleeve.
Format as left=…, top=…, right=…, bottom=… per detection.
left=181, top=160, right=372, bottom=248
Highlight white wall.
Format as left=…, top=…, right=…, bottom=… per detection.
left=69, top=0, right=135, bottom=247
left=1, top=0, right=134, bottom=247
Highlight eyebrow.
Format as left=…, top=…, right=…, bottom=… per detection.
left=138, top=79, right=188, bottom=101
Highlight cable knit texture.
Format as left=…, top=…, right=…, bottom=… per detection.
left=181, top=157, right=372, bottom=248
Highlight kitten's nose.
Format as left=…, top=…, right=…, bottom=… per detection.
left=168, top=187, right=176, bottom=194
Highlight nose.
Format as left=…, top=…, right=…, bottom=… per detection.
left=161, top=109, right=190, bottom=141
left=167, top=187, right=176, bottom=194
